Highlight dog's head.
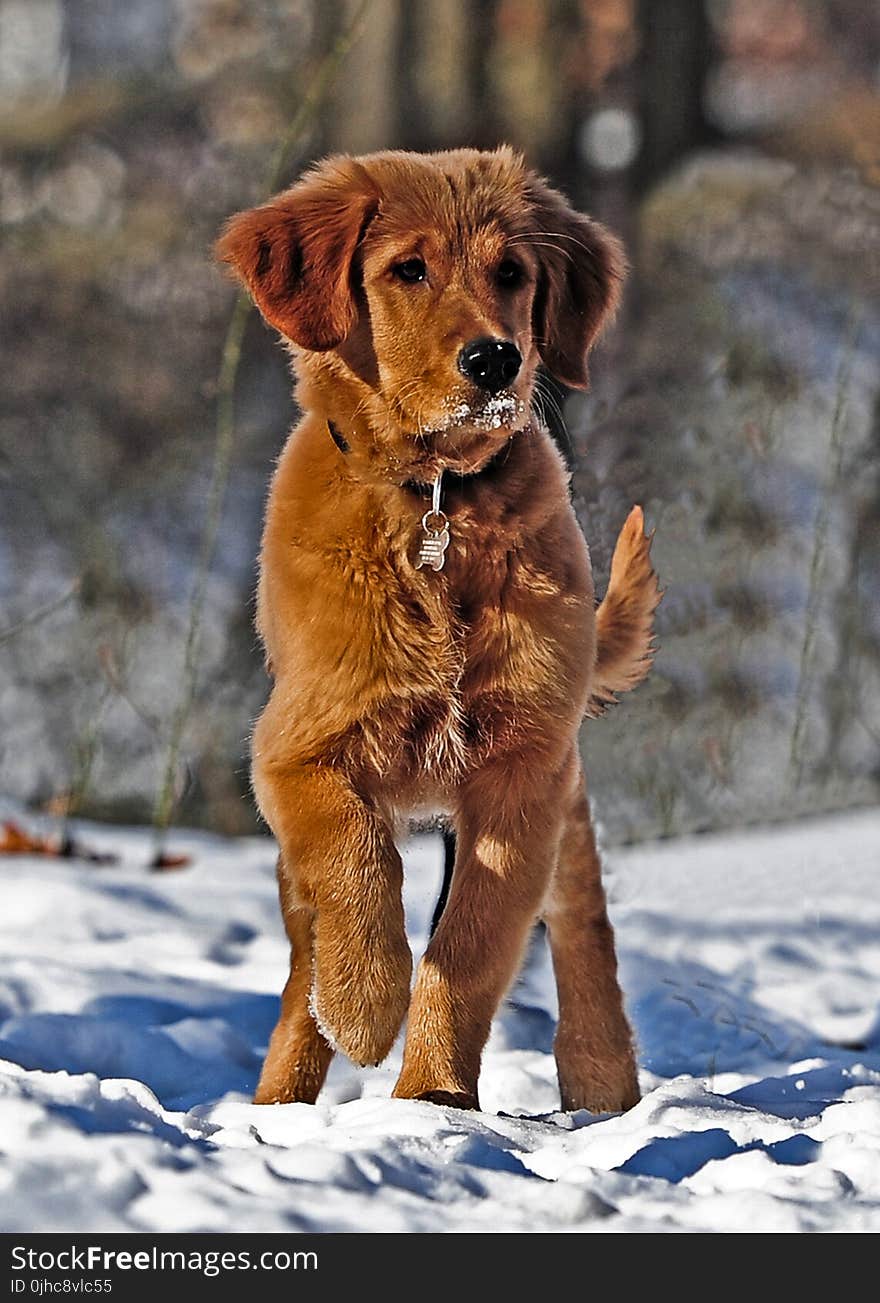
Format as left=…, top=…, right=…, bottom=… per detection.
left=217, top=147, right=624, bottom=476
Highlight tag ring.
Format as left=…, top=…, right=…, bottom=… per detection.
left=421, top=509, right=448, bottom=533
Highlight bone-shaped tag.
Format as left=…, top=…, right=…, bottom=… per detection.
left=415, top=526, right=450, bottom=572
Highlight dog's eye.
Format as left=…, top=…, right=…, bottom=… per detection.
left=496, top=258, right=524, bottom=289
left=393, top=258, right=427, bottom=283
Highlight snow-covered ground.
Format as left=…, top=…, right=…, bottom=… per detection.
left=0, top=805, right=878, bottom=1233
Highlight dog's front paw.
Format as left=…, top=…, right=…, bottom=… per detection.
left=392, top=1085, right=479, bottom=1110
left=310, top=912, right=412, bottom=1066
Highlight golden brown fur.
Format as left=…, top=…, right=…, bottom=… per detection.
left=217, top=147, right=659, bottom=1112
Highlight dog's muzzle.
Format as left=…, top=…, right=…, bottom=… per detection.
left=457, top=337, right=522, bottom=395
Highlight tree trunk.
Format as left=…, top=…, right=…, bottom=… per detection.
left=635, top=0, right=714, bottom=194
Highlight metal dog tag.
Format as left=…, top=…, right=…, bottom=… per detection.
left=415, top=521, right=450, bottom=571
left=415, top=472, right=450, bottom=572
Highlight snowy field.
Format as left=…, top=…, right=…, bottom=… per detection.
left=0, top=804, right=878, bottom=1234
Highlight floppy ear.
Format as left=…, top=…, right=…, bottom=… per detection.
left=524, top=175, right=626, bottom=389
left=215, top=157, right=380, bottom=351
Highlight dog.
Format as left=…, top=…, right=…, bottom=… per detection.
left=217, top=147, right=659, bottom=1112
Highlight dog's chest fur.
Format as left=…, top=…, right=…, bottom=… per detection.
left=258, top=423, right=594, bottom=803
left=333, top=511, right=583, bottom=796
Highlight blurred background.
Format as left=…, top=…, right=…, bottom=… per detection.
left=0, top=0, right=877, bottom=844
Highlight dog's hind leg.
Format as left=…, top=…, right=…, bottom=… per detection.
left=543, top=761, right=640, bottom=1113
left=255, top=857, right=333, bottom=1104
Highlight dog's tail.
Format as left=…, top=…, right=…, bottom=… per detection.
left=586, top=506, right=661, bottom=719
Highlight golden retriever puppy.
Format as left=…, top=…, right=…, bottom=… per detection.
left=217, top=147, right=659, bottom=1112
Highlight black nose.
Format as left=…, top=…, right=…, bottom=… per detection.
left=457, top=338, right=521, bottom=394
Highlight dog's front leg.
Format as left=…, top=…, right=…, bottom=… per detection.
left=392, top=758, right=572, bottom=1109
left=253, top=756, right=412, bottom=1076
